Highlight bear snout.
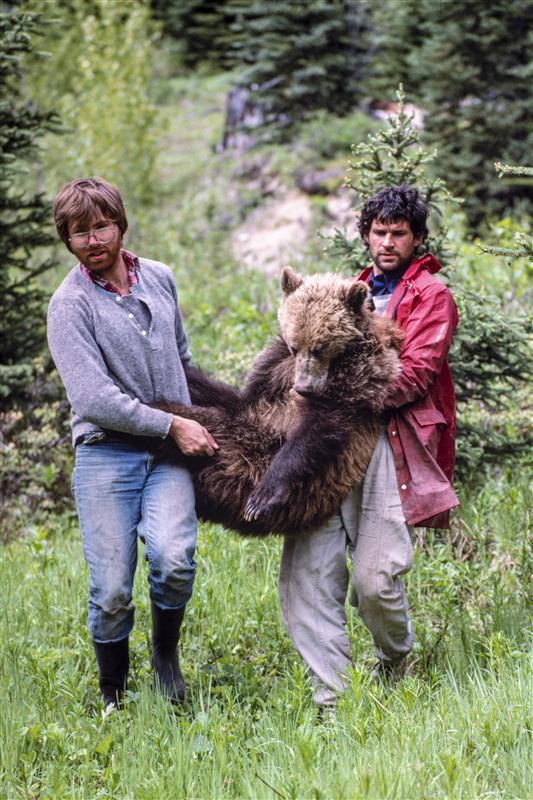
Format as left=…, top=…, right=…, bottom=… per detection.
left=293, top=364, right=329, bottom=397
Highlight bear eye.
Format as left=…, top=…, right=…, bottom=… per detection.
left=310, top=346, right=323, bottom=358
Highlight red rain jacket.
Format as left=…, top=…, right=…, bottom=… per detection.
left=357, top=253, right=459, bottom=528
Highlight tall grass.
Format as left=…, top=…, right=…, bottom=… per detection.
left=1, top=474, right=531, bottom=799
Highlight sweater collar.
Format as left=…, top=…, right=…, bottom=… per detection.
left=79, top=250, right=140, bottom=295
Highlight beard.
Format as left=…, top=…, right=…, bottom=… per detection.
left=373, top=250, right=416, bottom=274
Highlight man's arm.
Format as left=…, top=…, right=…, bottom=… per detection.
left=385, top=285, right=458, bottom=408
left=48, top=298, right=173, bottom=437
left=173, top=286, right=193, bottom=367
left=48, top=297, right=217, bottom=455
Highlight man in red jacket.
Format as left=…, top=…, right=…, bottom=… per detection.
left=278, top=184, right=459, bottom=709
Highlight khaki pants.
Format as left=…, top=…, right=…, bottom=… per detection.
left=278, top=434, right=414, bottom=706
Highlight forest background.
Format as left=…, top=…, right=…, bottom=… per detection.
left=1, top=1, right=532, bottom=798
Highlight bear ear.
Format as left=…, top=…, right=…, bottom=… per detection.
left=344, top=280, right=369, bottom=313
left=281, top=266, right=304, bottom=296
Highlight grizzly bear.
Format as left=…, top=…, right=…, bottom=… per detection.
left=167, top=267, right=402, bottom=536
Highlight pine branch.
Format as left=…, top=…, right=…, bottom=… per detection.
left=0, top=12, right=61, bottom=408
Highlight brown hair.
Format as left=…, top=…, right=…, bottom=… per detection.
left=53, top=177, right=128, bottom=250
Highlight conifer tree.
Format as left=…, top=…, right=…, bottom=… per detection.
left=480, top=164, right=533, bottom=260
left=375, top=0, right=533, bottom=226
left=0, top=12, right=61, bottom=406
left=328, top=88, right=532, bottom=478
left=368, top=0, right=425, bottom=99
left=228, top=0, right=373, bottom=141
left=151, top=0, right=242, bottom=70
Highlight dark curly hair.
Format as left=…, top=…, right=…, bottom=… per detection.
left=358, top=184, right=429, bottom=242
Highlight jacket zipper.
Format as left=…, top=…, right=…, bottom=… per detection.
left=391, top=284, right=408, bottom=321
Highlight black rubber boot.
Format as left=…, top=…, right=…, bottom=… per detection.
left=151, top=601, right=186, bottom=704
left=93, top=638, right=129, bottom=708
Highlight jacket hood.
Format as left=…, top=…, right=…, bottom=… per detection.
left=357, top=252, right=443, bottom=283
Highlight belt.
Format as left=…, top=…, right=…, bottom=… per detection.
left=75, top=430, right=168, bottom=453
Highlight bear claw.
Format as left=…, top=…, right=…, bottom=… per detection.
left=244, top=492, right=280, bottom=521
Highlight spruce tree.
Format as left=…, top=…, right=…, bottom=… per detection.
left=151, top=0, right=242, bottom=70
left=0, top=12, right=61, bottom=407
left=328, top=88, right=532, bottom=479
left=480, top=164, right=533, bottom=260
left=369, top=0, right=425, bottom=99
left=227, top=0, right=373, bottom=141
left=376, top=0, right=533, bottom=226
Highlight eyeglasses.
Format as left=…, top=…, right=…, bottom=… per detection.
left=69, top=223, right=116, bottom=248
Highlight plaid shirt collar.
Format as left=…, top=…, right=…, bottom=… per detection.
left=79, top=250, right=140, bottom=295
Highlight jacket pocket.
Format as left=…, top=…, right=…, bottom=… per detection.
left=408, top=407, right=447, bottom=455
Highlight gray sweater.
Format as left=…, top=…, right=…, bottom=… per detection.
left=47, top=257, right=192, bottom=446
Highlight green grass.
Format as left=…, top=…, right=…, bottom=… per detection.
left=1, top=474, right=531, bottom=799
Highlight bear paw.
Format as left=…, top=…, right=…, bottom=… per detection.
left=243, top=485, right=288, bottom=522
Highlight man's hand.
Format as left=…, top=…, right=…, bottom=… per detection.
left=169, top=415, right=219, bottom=456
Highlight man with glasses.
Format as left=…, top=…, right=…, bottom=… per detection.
left=48, top=177, right=218, bottom=708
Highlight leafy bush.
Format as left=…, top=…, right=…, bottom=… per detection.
left=295, top=109, right=380, bottom=162
left=22, top=0, right=160, bottom=224
left=0, top=358, right=73, bottom=543
left=151, top=0, right=243, bottom=70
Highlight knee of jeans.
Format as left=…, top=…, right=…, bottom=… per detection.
left=89, top=598, right=134, bottom=642
left=151, top=550, right=196, bottom=599
left=93, top=586, right=133, bottom=616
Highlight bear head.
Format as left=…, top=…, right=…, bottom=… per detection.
left=278, top=266, right=373, bottom=397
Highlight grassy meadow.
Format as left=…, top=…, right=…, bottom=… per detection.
left=2, top=41, right=532, bottom=800
left=2, top=474, right=531, bottom=798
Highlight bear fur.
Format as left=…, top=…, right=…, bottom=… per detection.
left=166, top=268, right=403, bottom=536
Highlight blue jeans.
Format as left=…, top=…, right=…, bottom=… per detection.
left=72, top=441, right=197, bottom=643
